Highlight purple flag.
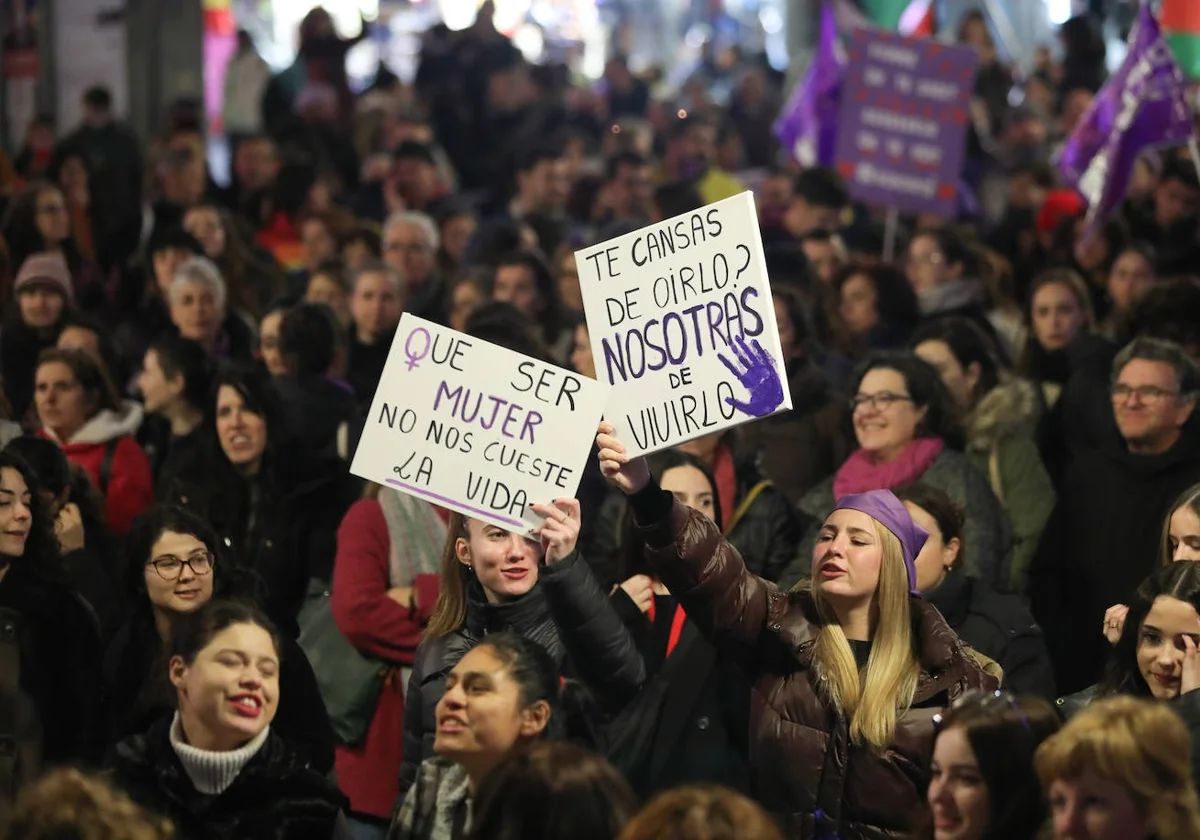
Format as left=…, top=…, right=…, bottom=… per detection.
left=775, top=1, right=844, bottom=167
left=1057, top=4, right=1196, bottom=229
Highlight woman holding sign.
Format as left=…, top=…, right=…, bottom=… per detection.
left=596, top=421, right=995, bottom=838
left=397, top=498, right=645, bottom=796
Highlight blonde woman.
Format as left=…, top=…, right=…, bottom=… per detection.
left=1036, top=695, right=1200, bottom=840
left=596, top=422, right=995, bottom=838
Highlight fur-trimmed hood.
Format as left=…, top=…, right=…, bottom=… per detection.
left=967, top=377, right=1041, bottom=454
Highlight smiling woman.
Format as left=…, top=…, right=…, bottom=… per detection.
left=110, top=600, right=349, bottom=839
left=100, top=505, right=334, bottom=774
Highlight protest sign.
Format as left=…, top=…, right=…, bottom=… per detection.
left=833, top=28, right=978, bottom=217
left=350, top=314, right=610, bottom=534
left=576, top=191, right=791, bottom=458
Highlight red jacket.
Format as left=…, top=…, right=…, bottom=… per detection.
left=40, top=403, right=153, bottom=535
left=330, top=499, right=436, bottom=818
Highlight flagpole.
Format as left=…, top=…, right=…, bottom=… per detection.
left=882, top=207, right=899, bottom=262
left=1189, top=137, right=1200, bottom=184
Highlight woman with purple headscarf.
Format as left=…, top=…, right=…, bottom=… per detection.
left=596, top=422, right=996, bottom=839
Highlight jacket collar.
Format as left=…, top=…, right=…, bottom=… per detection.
left=925, top=568, right=973, bottom=628
left=464, top=578, right=550, bottom=637
left=44, top=399, right=144, bottom=445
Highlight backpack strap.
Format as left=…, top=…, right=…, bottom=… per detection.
left=724, top=479, right=774, bottom=536
left=98, top=438, right=120, bottom=497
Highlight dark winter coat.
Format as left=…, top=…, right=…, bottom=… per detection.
left=725, top=449, right=810, bottom=584
left=398, top=552, right=645, bottom=796
left=1031, top=429, right=1200, bottom=693
left=606, top=589, right=750, bottom=797
left=629, top=484, right=996, bottom=839
left=926, top=569, right=1055, bottom=699
left=0, top=561, right=104, bottom=765
left=111, top=715, right=348, bottom=840
left=272, top=373, right=361, bottom=462
left=101, top=616, right=335, bottom=774
left=160, top=451, right=359, bottom=635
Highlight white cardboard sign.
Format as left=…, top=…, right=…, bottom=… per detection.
left=576, top=191, right=791, bottom=457
left=350, top=314, right=611, bottom=534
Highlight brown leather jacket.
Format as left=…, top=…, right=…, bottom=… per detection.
left=632, top=486, right=998, bottom=839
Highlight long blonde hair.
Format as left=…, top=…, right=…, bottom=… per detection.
left=1036, top=695, right=1200, bottom=840
left=809, top=521, right=919, bottom=750
left=424, top=512, right=471, bottom=638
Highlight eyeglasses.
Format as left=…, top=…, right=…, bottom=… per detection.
left=147, top=550, right=215, bottom=580
left=906, top=251, right=944, bottom=266
left=850, top=391, right=914, bottom=412
left=933, top=689, right=1031, bottom=734
left=1110, top=383, right=1181, bottom=404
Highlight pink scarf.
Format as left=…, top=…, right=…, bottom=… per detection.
left=832, top=437, right=945, bottom=499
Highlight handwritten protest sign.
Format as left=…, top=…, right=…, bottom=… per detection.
left=350, top=314, right=610, bottom=534
left=834, top=28, right=978, bottom=217
left=576, top=191, right=791, bottom=458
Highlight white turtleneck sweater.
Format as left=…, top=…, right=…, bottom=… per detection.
left=169, top=712, right=271, bottom=795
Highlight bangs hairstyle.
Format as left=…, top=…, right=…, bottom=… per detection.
left=211, top=365, right=283, bottom=454
left=936, top=693, right=1061, bottom=839
left=1163, top=483, right=1200, bottom=566
left=808, top=518, right=919, bottom=749
left=1035, top=695, right=1200, bottom=840
left=1101, top=561, right=1200, bottom=697
left=851, top=352, right=965, bottom=449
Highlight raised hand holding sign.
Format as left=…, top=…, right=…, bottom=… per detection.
left=576, top=192, right=792, bottom=457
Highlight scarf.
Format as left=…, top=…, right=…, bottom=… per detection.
left=379, top=486, right=447, bottom=588
left=833, top=437, right=944, bottom=498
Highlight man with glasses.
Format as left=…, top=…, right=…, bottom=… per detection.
left=1032, top=337, right=1200, bottom=695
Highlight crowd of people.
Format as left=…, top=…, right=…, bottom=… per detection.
left=1, top=4, right=1200, bottom=839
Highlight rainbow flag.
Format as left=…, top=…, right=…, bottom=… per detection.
left=1163, top=0, right=1200, bottom=79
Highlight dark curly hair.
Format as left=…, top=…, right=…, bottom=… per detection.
left=0, top=449, right=61, bottom=577
left=850, top=352, right=965, bottom=449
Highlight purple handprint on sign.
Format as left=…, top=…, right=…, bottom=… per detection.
left=717, top=335, right=785, bottom=417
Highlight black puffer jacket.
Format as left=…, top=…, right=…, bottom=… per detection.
left=111, top=716, right=348, bottom=840
left=397, top=551, right=645, bottom=795
left=926, top=569, right=1055, bottom=699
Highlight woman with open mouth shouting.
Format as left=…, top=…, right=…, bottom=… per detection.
left=397, top=497, right=644, bottom=798
left=596, top=421, right=995, bottom=839
left=111, top=599, right=348, bottom=839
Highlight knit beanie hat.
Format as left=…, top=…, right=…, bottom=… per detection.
left=13, top=252, right=73, bottom=304
left=833, top=489, right=928, bottom=594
